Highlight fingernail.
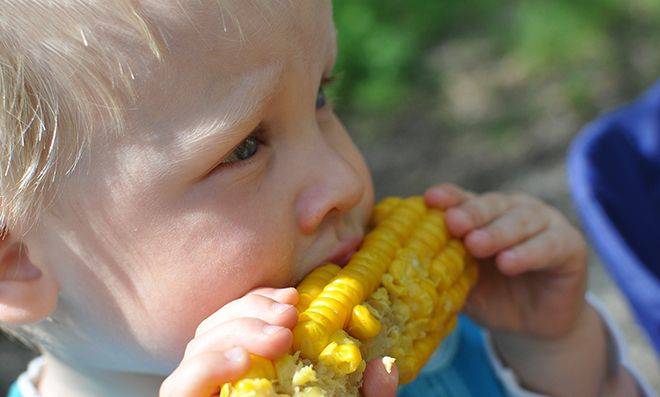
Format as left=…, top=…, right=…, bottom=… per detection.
left=272, top=303, right=293, bottom=314
left=262, top=325, right=284, bottom=335
left=224, top=346, right=246, bottom=362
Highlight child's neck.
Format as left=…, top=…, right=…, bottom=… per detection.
left=38, top=352, right=164, bottom=397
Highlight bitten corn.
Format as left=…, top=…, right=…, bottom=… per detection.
left=220, top=196, right=478, bottom=397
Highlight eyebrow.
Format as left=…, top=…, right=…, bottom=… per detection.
left=175, top=19, right=337, bottom=158
left=176, top=61, right=284, bottom=156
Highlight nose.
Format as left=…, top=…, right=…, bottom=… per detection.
left=295, top=141, right=366, bottom=235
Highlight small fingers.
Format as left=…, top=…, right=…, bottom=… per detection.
left=247, top=287, right=299, bottom=306
left=464, top=205, right=549, bottom=258
left=159, top=347, right=249, bottom=397
left=186, top=317, right=293, bottom=360
left=444, top=192, right=515, bottom=237
left=424, top=183, right=475, bottom=210
left=495, top=225, right=582, bottom=276
left=195, top=292, right=297, bottom=337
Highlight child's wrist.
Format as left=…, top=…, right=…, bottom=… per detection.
left=493, top=301, right=597, bottom=354
left=489, top=301, right=608, bottom=395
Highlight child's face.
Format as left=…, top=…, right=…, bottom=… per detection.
left=28, top=1, right=373, bottom=373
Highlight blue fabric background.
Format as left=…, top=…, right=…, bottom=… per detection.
left=568, top=80, right=660, bottom=353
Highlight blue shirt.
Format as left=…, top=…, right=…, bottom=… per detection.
left=398, top=315, right=505, bottom=396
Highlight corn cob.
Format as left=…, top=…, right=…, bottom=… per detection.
left=220, top=196, right=478, bottom=397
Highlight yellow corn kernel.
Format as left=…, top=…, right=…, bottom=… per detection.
left=297, top=263, right=342, bottom=312
left=403, top=278, right=438, bottom=319
left=292, top=320, right=330, bottom=360
left=347, top=304, right=382, bottom=340
left=430, top=239, right=466, bottom=290
left=300, top=301, right=346, bottom=330
left=396, top=359, right=418, bottom=385
left=371, top=197, right=402, bottom=226
left=318, top=330, right=364, bottom=375
left=226, top=196, right=478, bottom=396
left=291, top=365, right=317, bottom=386
left=231, top=378, right=278, bottom=396
left=410, top=332, right=441, bottom=377
left=362, top=228, right=401, bottom=255
left=220, top=378, right=277, bottom=397
left=242, top=354, right=276, bottom=380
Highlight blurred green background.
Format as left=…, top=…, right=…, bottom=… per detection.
left=2, top=1, right=659, bottom=394
left=331, top=0, right=659, bottom=119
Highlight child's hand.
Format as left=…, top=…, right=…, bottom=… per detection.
left=159, top=287, right=397, bottom=397
left=424, top=183, right=588, bottom=338
left=159, top=287, right=298, bottom=397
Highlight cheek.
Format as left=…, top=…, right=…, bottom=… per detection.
left=331, top=121, right=375, bottom=218
left=123, top=203, right=297, bottom=363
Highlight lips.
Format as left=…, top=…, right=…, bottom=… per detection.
left=324, top=236, right=363, bottom=267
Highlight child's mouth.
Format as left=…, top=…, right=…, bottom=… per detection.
left=324, top=236, right=363, bottom=267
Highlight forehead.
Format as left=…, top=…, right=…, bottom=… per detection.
left=117, top=0, right=335, bottom=142
left=45, top=1, right=337, bottom=217
left=150, top=0, right=334, bottom=65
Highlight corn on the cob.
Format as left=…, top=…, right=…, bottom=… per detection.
left=220, top=196, right=478, bottom=397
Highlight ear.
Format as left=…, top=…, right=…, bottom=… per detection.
left=0, top=228, right=59, bottom=324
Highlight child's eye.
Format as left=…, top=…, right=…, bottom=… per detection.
left=221, top=135, right=260, bottom=165
left=316, top=74, right=336, bottom=110
left=316, top=87, right=327, bottom=109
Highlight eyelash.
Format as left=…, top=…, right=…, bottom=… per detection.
left=320, top=74, right=337, bottom=97
left=215, top=74, right=337, bottom=171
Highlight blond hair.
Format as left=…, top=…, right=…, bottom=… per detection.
left=0, top=0, right=280, bottom=345
left=0, top=0, right=164, bottom=237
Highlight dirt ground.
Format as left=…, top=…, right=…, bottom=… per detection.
left=2, top=37, right=659, bottom=396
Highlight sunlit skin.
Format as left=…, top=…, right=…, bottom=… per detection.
left=0, top=1, right=639, bottom=397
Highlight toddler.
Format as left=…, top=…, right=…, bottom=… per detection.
left=0, top=1, right=650, bottom=396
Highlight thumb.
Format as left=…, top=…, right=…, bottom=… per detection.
left=360, top=357, right=398, bottom=397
